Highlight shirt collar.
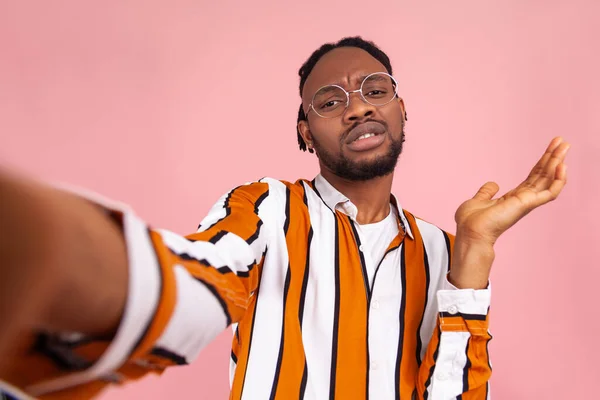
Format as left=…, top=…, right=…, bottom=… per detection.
left=313, top=174, right=414, bottom=239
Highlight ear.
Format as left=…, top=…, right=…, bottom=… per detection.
left=397, top=97, right=407, bottom=121
left=297, top=120, right=314, bottom=151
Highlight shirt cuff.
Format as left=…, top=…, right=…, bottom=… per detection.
left=26, top=185, right=162, bottom=397
left=437, top=274, right=491, bottom=316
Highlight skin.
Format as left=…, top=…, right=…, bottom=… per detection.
left=298, top=46, right=570, bottom=289
left=0, top=46, right=569, bottom=382
left=298, top=47, right=408, bottom=225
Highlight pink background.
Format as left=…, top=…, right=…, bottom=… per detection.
left=1, top=1, right=599, bottom=398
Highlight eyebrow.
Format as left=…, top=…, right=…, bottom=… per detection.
left=330, top=74, right=370, bottom=89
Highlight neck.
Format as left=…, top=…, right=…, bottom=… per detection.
left=320, top=168, right=394, bottom=225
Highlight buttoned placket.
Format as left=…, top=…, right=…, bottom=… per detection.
left=343, top=204, right=407, bottom=399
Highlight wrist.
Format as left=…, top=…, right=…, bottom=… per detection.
left=449, top=234, right=495, bottom=289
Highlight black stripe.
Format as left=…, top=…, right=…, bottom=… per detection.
left=300, top=363, right=308, bottom=399
left=171, top=251, right=261, bottom=279
left=462, top=339, right=472, bottom=393
left=239, top=248, right=267, bottom=278
left=194, top=277, right=232, bottom=326
left=283, top=187, right=291, bottom=234
left=298, top=229, right=313, bottom=324
left=302, top=180, right=309, bottom=205
left=329, top=216, right=341, bottom=400
left=299, top=182, right=311, bottom=400
left=150, top=346, right=188, bottom=365
left=235, top=326, right=240, bottom=342
left=415, top=242, right=431, bottom=367
left=348, top=216, right=371, bottom=400
left=487, top=333, right=493, bottom=371
left=201, top=185, right=241, bottom=231
left=422, top=327, right=442, bottom=400
left=311, top=178, right=334, bottom=212
left=367, top=242, right=403, bottom=400
left=129, top=227, right=164, bottom=356
left=173, top=252, right=237, bottom=275
left=237, top=263, right=255, bottom=277
left=442, top=231, right=452, bottom=272
left=439, top=312, right=487, bottom=321
left=217, top=265, right=235, bottom=274
left=231, top=350, right=238, bottom=364
left=348, top=217, right=371, bottom=299
left=239, top=247, right=267, bottom=399
left=209, top=230, right=228, bottom=244
left=33, top=333, right=93, bottom=371
left=269, top=267, right=292, bottom=399
left=394, top=245, right=408, bottom=400
left=269, top=188, right=292, bottom=399
left=246, top=219, right=264, bottom=245
left=254, top=188, right=269, bottom=214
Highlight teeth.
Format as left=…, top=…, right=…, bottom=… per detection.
left=356, top=133, right=376, bottom=141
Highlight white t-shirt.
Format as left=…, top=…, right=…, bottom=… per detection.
left=355, top=205, right=399, bottom=288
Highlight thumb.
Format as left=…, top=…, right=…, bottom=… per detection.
left=473, top=181, right=500, bottom=200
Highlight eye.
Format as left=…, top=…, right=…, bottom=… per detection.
left=366, top=89, right=387, bottom=98
left=320, top=99, right=343, bottom=110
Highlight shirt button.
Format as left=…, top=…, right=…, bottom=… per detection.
left=447, top=305, right=458, bottom=315
left=371, top=361, right=378, bottom=370
left=359, top=245, right=365, bottom=252
left=372, top=300, right=380, bottom=310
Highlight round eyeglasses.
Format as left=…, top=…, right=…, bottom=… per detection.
left=305, top=72, right=400, bottom=119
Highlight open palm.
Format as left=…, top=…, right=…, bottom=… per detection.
left=455, top=137, right=570, bottom=244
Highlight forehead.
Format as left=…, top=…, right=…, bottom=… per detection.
left=302, top=47, right=388, bottom=101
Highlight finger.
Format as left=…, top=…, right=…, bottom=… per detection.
left=530, top=142, right=570, bottom=191
left=473, top=181, right=500, bottom=200
left=523, top=137, right=564, bottom=185
left=531, top=163, right=568, bottom=206
left=548, top=162, right=568, bottom=196
left=556, top=162, right=568, bottom=182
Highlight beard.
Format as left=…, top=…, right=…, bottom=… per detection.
left=312, top=119, right=405, bottom=182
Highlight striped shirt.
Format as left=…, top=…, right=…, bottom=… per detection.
left=9, top=174, right=492, bottom=400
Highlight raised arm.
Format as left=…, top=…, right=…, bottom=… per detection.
left=0, top=170, right=274, bottom=399
left=417, top=137, right=569, bottom=399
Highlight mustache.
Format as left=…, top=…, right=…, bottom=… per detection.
left=341, top=119, right=389, bottom=143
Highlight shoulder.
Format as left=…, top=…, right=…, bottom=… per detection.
left=251, top=177, right=312, bottom=203
left=229, top=177, right=311, bottom=212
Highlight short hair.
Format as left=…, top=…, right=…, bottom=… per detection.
left=296, top=36, right=393, bottom=152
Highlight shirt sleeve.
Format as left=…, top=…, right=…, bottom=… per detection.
left=416, top=235, right=493, bottom=399
left=11, top=181, right=273, bottom=399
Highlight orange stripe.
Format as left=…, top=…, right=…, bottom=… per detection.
left=440, top=315, right=489, bottom=333
left=272, top=183, right=310, bottom=399
left=191, top=182, right=269, bottom=243
left=229, top=281, right=261, bottom=399
left=416, top=324, right=441, bottom=397
left=460, top=330, right=492, bottom=399
left=333, top=212, right=368, bottom=399
left=397, top=211, right=428, bottom=398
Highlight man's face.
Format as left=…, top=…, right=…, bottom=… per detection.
left=298, top=47, right=406, bottom=181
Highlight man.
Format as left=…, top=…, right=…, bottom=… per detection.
left=0, top=37, right=569, bottom=399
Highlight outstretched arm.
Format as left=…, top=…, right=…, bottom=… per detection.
left=0, top=170, right=272, bottom=399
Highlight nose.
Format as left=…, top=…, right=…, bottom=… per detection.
left=342, top=90, right=376, bottom=124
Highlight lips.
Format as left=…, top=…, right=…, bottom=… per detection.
left=345, top=121, right=387, bottom=145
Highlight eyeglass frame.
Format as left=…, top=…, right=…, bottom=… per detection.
left=304, top=72, right=401, bottom=119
